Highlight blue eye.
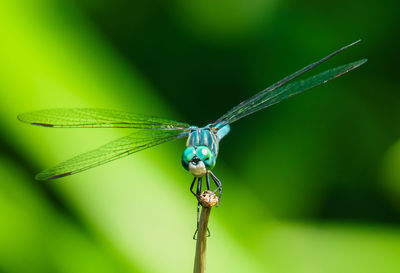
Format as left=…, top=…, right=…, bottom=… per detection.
left=182, top=146, right=216, bottom=171
left=181, top=147, right=196, bottom=170
left=195, top=146, right=216, bottom=170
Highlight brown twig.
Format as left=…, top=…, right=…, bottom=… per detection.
left=193, top=191, right=218, bottom=273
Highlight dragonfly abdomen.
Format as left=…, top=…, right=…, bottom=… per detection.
left=216, top=124, right=230, bottom=140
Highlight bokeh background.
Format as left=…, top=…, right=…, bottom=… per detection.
left=1, top=0, right=400, bottom=272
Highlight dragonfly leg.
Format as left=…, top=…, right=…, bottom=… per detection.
left=192, top=176, right=213, bottom=239
left=197, top=177, right=202, bottom=195
left=190, top=177, right=197, bottom=197
left=208, top=170, right=222, bottom=205
left=206, top=173, right=211, bottom=190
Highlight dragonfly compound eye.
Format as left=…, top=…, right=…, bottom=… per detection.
left=195, top=146, right=216, bottom=170
left=181, top=146, right=196, bottom=171
left=181, top=146, right=216, bottom=176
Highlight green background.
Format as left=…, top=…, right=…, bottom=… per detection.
left=1, top=0, right=400, bottom=272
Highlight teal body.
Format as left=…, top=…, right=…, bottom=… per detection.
left=186, top=124, right=230, bottom=157
left=181, top=124, right=230, bottom=175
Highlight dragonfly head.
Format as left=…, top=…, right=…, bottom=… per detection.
left=181, top=146, right=216, bottom=177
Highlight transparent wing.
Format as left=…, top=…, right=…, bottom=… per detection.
left=35, top=130, right=188, bottom=180
left=212, top=41, right=366, bottom=129
left=18, top=108, right=190, bottom=130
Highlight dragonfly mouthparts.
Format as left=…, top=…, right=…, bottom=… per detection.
left=191, top=156, right=200, bottom=164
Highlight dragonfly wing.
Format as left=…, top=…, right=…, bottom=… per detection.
left=35, top=129, right=188, bottom=180
left=212, top=41, right=366, bottom=129
left=18, top=108, right=190, bottom=130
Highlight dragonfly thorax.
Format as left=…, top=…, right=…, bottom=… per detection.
left=186, top=126, right=220, bottom=156
left=181, top=146, right=216, bottom=177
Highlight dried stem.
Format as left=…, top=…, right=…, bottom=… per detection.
left=193, top=191, right=218, bottom=273
left=193, top=205, right=211, bottom=273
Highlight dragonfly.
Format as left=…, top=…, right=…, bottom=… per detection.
left=18, top=40, right=366, bottom=205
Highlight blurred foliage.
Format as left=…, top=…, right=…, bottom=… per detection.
left=0, top=0, right=400, bottom=272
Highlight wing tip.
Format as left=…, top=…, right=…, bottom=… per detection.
left=359, top=58, right=368, bottom=64
left=337, top=39, right=363, bottom=54
left=17, top=113, right=54, bottom=127
left=351, top=58, right=368, bottom=69
left=331, top=58, right=367, bottom=80
left=31, top=122, right=54, bottom=127
left=35, top=172, right=72, bottom=180
left=351, top=39, right=361, bottom=46
left=345, top=39, right=362, bottom=49
left=17, top=113, right=28, bottom=123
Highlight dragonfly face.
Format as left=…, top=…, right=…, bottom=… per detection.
left=181, top=146, right=216, bottom=177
